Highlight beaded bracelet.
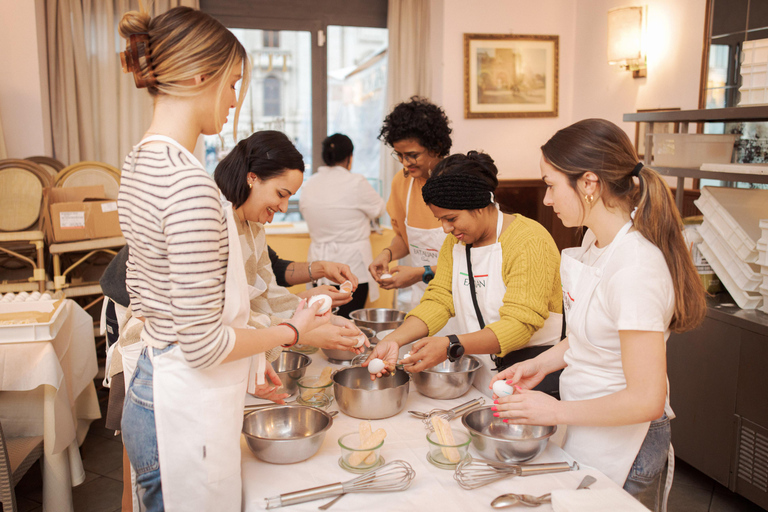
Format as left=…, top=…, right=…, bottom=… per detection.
left=280, top=322, right=299, bottom=348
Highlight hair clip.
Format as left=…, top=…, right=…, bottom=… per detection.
left=120, top=33, right=158, bottom=89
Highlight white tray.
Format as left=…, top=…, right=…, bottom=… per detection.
left=0, top=300, right=67, bottom=343
left=698, top=241, right=763, bottom=309
left=698, top=220, right=762, bottom=291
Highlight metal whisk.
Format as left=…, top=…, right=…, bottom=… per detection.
left=263, top=460, right=416, bottom=509
left=408, top=397, right=485, bottom=431
left=454, top=457, right=578, bottom=490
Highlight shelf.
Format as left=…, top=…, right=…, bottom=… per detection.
left=653, top=166, right=768, bottom=184
left=624, top=106, right=768, bottom=123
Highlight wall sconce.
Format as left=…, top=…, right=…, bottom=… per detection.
left=607, top=6, right=647, bottom=78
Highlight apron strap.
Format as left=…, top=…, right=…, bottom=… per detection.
left=404, top=177, right=414, bottom=223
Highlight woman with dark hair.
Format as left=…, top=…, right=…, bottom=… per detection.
left=215, top=130, right=364, bottom=363
left=364, top=151, right=563, bottom=397
left=368, top=98, right=459, bottom=329
left=299, top=133, right=386, bottom=317
left=491, top=119, right=707, bottom=511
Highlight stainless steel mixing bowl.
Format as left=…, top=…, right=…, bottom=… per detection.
left=272, top=351, right=311, bottom=396
left=321, top=326, right=376, bottom=364
left=333, top=366, right=410, bottom=419
left=461, top=406, right=556, bottom=462
left=349, top=308, right=406, bottom=332
left=242, top=404, right=333, bottom=464
left=411, top=355, right=483, bottom=400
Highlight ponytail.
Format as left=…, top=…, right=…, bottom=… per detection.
left=633, top=166, right=707, bottom=332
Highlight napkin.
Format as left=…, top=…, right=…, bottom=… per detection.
left=552, top=488, right=650, bottom=511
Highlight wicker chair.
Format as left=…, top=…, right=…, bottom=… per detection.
left=0, top=420, right=43, bottom=512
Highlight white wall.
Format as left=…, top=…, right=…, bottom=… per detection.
left=431, top=0, right=706, bottom=179
left=0, top=0, right=51, bottom=158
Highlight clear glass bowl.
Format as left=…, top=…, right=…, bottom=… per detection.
left=426, top=429, right=471, bottom=469
left=296, top=375, right=333, bottom=406
left=337, top=431, right=385, bottom=473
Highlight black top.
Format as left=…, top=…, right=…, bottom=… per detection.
left=100, top=246, right=130, bottom=307
left=268, top=245, right=293, bottom=288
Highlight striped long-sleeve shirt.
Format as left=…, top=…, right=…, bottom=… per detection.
left=117, top=142, right=235, bottom=369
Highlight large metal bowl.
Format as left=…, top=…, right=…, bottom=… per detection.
left=242, top=404, right=333, bottom=464
left=272, top=351, right=311, bottom=396
left=321, top=326, right=376, bottom=364
left=462, top=407, right=556, bottom=462
left=411, top=355, right=483, bottom=400
left=349, top=308, right=406, bottom=332
left=333, top=366, right=410, bottom=419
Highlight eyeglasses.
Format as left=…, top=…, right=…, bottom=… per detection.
left=390, top=149, right=426, bottom=165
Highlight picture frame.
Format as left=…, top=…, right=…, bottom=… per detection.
left=464, top=33, right=559, bottom=119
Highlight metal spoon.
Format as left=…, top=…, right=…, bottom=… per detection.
left=490, top=474, right=597, bottom=508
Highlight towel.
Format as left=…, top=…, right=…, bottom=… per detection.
left=552, top=488, right=650, bottom=512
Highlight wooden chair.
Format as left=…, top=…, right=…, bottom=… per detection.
left=55, top=161, right=121, bottom=199
left=0, top=159, right=52, bottom=293
left=0, top=420, right=44, bottom=512
left=25, top=156, right=64, bottom=182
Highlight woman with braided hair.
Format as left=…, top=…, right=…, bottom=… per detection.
left=364, top=151, right=564, bottom=397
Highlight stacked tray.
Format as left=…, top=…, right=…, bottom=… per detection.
left=759, top=220, right=768, bottom=314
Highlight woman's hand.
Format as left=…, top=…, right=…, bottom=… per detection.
left=398, top=336, right=449, bottom=373
left=490, top=358, right=547, bottom=394
left=296, top=285, right=352, bottom=307
left=368, top=250, right=391, bottom=282
left=288, top=299, right=331, bottom=337
left=362, top=339, right=399, bottom=380
left=313, top=261, right=358, bottom=288
left=494, top=389, right=560, bottom=426
left=377, top=265, right=423, bottom=290
left=249, top=365, right=290, bottom=404
left=301, top=316, right=364, bottom=353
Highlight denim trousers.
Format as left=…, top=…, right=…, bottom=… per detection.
left=122, top=345, right=172, bottom=512
left=623, top=413, right=671, bottom=512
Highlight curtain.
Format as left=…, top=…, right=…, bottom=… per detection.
left=381, top=0, right=432, bottom=202
left=0, top=107, right=7, bottom=159
left=46, top=0, right=198, bottom=168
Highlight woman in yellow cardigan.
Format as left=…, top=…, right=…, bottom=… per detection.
left=364, top=151, right=564, bottom=396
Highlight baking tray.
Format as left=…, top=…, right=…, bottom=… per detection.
left=0, top=299, right=67, bottom=342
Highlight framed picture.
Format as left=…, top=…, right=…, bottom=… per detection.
left=634, top=108, right=680, bottom=159
left=464, top=33, right=559, bottom=119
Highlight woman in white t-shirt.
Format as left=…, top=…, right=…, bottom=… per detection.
left=491, top=119, right=707, bottom=512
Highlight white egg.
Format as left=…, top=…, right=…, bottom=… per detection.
left=354, top=333, right=367, bottom=348
left=307, top=294, right=332, bottom=315
left=14, top=292, right=29, bottom=302
left=41, top=293, right=52, bottom=300
left=368, top=358, right=385, bottom=374
left=380, top=273, right=393, bottom=280
left=28, top=292, right=41, bottom=301
left=492, top=380, right=514, bottom=397
left=339, top=280, right=353, bottom=294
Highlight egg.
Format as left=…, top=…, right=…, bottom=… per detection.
left=307, top=294, right=332, bottom=315
left=492, top=380, right=515, bottom=397
left=354, top=332, right=367, bottom=348
left=368, top=358, right=385, bottom=374
left=28, top=292, right=41, bottom=301
left=41, top=293, right=52, bottom=300
left=14, top=292, right=29, bottom=302
left=339, top=280, right=353, bottom=294
left=380, top=273, right=393, bottom=280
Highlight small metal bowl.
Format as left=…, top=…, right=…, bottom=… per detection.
left=321, top=326, right=376, bottom=364
left=271, top=351, right=311, bottom=396
left=411, top=356, right=483, bottom=400
left=349, top=308, right=406, bottom=332
left=242, top=404, right=333, bottom=464
left=333, top=366, right=410, bottom=419
left=461, top=407, right=556, bottom=462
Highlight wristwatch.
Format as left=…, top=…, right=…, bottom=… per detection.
left=447, top=334, right=465, bottom=362
left=422, top=265, right=435, bottom=284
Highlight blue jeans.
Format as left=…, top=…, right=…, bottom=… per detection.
left=122, top=345, right=172, bottom=512
left=623, top=414, right=671, bottom=512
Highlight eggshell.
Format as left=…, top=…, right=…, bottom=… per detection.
left=492, top=380, right=514, bottom=397
left=380, top=273, right=393, bottom=280
left=354, top=333, right=367, bottom=348
left=368, top=358, right=385, bottom=374
left=307, top=294, right=332, bottom=314
left=339, top=280, right=353, bottom=294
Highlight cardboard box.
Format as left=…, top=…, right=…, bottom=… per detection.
left=42, top=185, right=122, bottom=243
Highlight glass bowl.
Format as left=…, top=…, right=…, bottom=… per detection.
left=426, top=429, right=471, bottom=469
left=289, top=344, right=318, bottom=355
left=296, top=375, right=333, bottom=406
left=337, top=431, right=385, bottom=473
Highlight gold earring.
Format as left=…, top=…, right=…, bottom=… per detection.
left=248, top=182, right=253, bottom=190
left=585, top=194, right=594, bottom=205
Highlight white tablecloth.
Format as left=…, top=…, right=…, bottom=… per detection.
left=0, top=300, right=101, bottom=512
left=241, top=351, right=633, bottom=512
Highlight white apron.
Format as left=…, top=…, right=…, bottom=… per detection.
left=131, top=136, right=255, bottom=512
left=308, top=239, right=379, bottom=301
left=559, top=221, right=674, bottom=502
left=403, top=178, right=459, bottom=336
left=452, top=210, right=562, bottom=397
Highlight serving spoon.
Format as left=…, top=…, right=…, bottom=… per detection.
left=490, top=475, right=596, bottom=508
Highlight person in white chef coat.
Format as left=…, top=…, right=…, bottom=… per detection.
left=299, top=133, right=386, bottom=317
left=364, top=151, right=563, bottom=396
left=491, top=119, right=707, bottom=512
left=116, top=6, right=352, bottom=512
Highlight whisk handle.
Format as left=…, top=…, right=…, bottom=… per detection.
left=447, top=397, right=485, bottom=418
left=518, top=462, right=578, bottom=476
left=263, top=483, right=345, bottom=509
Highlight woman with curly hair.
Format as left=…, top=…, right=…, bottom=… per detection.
left=369, top=97, right=458, bottom=324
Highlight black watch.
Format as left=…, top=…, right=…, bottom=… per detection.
left=447, top=334, right=465, bottom=362
left=422, top=265, right=435, bottom=284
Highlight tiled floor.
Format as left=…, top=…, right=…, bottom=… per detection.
left=8, top=385, right=767, bottom=512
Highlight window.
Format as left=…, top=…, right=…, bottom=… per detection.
left=263, top=75, right=281, bottom=117
left=263, top=30, right=280, bottom=48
